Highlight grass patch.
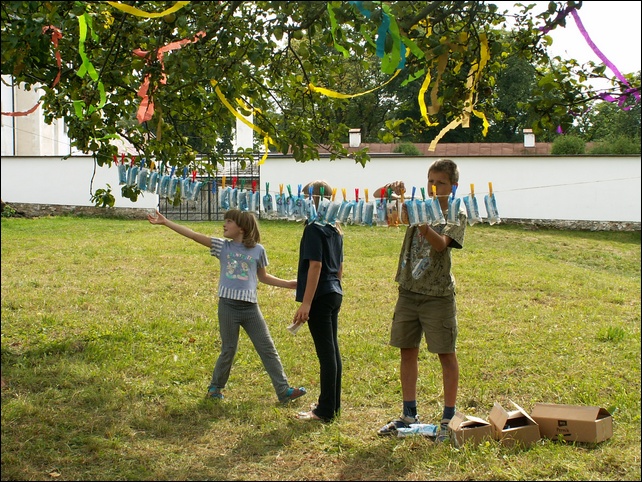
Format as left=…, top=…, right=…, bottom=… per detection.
left=2, top=217, right=640, bottom=480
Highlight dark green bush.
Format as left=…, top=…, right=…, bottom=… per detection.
left=393, top=142, right=421, bottom=155
left=551, top=135, right=586, bottom=155
left=589, top=136, right=641, bottom=155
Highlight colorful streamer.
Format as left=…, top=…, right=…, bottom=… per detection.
left=106, top=1, right=189, bottom=19
left=1, top=26, right=62, bottom=117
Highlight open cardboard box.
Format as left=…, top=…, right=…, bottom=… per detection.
left=530, top=403, right=613, bottom=443
left=448, top=411, right=493, bottom=447
left=489, top=401, right=540, bottom=447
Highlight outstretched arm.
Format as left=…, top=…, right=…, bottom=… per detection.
left=147, top=210, right=211, bottom=248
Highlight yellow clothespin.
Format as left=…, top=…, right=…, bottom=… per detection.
left=365, top=188, right=369, bottom=203
left=342, top=188, right=347, bottom=201
left=279, top=184, right=283, bottom=195
left=331, top=188, right=337, bottom=201
left=470, top=183, right=475, bottom=197
left=488, top=182, right=493, bottom=197
left=432, top=185, right=437, bottom=198
left=222, top=176, right=226, bottom=189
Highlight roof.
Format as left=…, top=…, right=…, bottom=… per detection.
left=347, top=142, right=554, bottom=156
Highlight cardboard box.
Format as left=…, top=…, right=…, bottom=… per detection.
left=489, top=401, right=540, bottom=447
left=530, top=403, right=613, bottom=443
left=448, top=411, right=493, bottom=447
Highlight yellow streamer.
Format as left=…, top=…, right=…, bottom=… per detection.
left=307, top=69, right=401, bottom=99
left=418, top=71, right=438, bottom=127
left=211, top=80, right=276, bottom=164
left=106, top=1, right=189, bottom=18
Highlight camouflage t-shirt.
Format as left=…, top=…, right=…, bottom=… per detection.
left=395, top=209, right=466, bottom=297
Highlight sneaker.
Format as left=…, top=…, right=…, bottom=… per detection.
left=377, top=415, right=419, bottom=436
left=435, top=419, right=451, bottom=443
left=206, top=388, right=224, bottom=400
left=280, top=386, right=307, bottom=404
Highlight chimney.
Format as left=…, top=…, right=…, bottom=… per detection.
left=349, top=128, right=361, bottom=148
left=523, top=128, right=535, bottom=148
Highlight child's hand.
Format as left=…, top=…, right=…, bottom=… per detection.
left=147, top=210, right=166, bottom=225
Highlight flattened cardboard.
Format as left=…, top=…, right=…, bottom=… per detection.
left=489, top=401, right=540, bottom=447
left=448, top=411, right=493, bottom=447
left=530, top=403, right=613, bottom=443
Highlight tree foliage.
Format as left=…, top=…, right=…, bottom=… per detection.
left=2, top=0, right=639, bottom=178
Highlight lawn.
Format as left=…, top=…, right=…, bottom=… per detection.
left=1, top=216, right=640, bottom=481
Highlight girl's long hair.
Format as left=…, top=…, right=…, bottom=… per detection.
left=224, top=209, right=260, bottom=247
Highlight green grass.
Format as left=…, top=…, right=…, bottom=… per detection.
left=1, top=216, right=640, bottom=481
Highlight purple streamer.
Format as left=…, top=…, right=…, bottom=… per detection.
left=570, top=9, right=640, bottom=103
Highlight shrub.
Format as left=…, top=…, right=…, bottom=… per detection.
left=551, top=135, right=586, bottom=155
left=589, top=136, right=641, bottom=155
left=393, top=142, right=421, bottom=155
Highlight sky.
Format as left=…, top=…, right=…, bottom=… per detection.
left=496, top=1, right=641, bottom=76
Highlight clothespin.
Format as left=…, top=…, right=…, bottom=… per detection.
left=170, top=166, right=176, bottom=177
left=287, top=184, right=293, bottom=197
left=308, top=185, right=314, bottom=198
left=365, top=188, right=369, bottom=203
left=140, top=158, right=146, bottom=170
left=470, top=183, right=475, bottom=197
left=386, top=187, right=393, bottom=201
left=251, top=180, right=257, bottom=193
left=240, top=178, right=245, bottom=190
left=432, top=185, right=437, bottom=198
left=411, top=186, right=416, bottom=201
left=420, top=187, right=426, bottom=200
left=342, top=188, right=347, bottom=201
left=451, top=185, right=457, bottom=200
left=279, top=184, right=283, bottom=196
left=150, top=160, right=156, bottom=170
left=331, top=188, right=337, bottom=201
left=182, top=167, right=188, bottom=179
left=400, top=187, right=405, bottom=203
left=355, top=188, right=359, bottom=202
left=130, top=155, right=137, bottom=166
left=120, top=153, right=126, bottom=165
left=265, top=182, right=269, bottom=194
left=320, top=186, right=325, bottom=198
left=232, top=176, right=237, bottom=189
left=192, top=170, right=197, bottom=182
left=112, top=154, right=118, bottom=164
left=488, top=182, right=493, bottom=198
left=297, top=184, right=302, bottom=197
left=222, top=176, right=226, bottom=189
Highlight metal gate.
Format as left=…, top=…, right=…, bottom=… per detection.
left=159, top=155, right=261, bottom=222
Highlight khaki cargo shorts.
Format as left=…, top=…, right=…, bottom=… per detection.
left=389, top=287, right=457, bottom=353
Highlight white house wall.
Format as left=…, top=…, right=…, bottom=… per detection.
left=1, top=154, right=640, bottom=222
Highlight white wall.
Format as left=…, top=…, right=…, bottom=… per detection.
left=1, top=154, right=640, bottom=222
left=0, top=156, right=158, bottom=209
left=258, top=155, right=641, bottom=223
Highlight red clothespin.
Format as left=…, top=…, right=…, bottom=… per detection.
left=232, top=176, right=238, bottom=189
left=130, top=155, right=137, bottom=166
left=252, top=180, right=257, bottom=193
left=355, top=188, right=359, bottom=202
left=113, top=154, right=118, bottom=164
left=120, top=153, right=126, bottom=165
left=192, top=170, right=197, bottom=181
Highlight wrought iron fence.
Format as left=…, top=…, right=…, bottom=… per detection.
left=159, top=155, right=261, bottom=222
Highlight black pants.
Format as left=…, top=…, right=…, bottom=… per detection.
left=308, top=292, right=343, bottom=421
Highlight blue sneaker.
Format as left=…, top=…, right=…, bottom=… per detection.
left=206, top=388, right=224, bottom=400
left=280, top=386, right=307, bottom=404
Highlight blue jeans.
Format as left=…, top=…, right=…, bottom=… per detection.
left=308, top=292, right=343, bottom=421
